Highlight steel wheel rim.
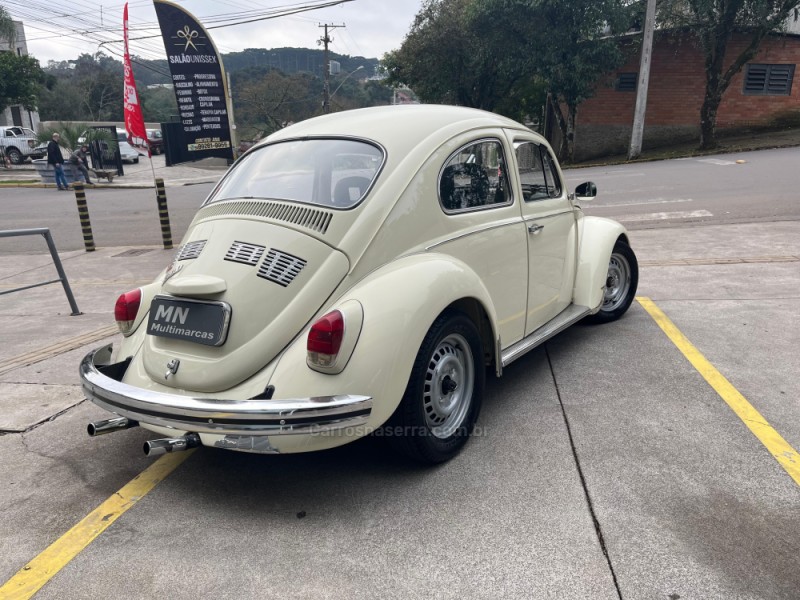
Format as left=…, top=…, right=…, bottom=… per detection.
left=602, top=252, right=631, bottom=311
left=423, top=333, right=474, bottom=439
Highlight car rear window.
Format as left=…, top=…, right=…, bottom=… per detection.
left=206, top=138, right=384, bottom=209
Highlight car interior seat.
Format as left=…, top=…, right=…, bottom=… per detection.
left=333, top=176, right=371, bottom=206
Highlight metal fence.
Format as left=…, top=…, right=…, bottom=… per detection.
left=0, top=228, right=81, bottom=315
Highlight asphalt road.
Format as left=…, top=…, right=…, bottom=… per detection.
left=1, top=146, right=800, bottom=253
left=1, top=146, right=798, bottom=599
left=565, top=146, right=800, bottom=229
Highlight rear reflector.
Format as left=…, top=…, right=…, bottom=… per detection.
left=307, top=310, right=344, bottom=367
left=115, top=288, right=142, bottom=335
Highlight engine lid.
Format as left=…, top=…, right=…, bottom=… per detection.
left=141, top=218, right=349, bottom=392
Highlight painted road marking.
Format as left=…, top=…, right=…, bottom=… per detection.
left=640, top=255, right=799, bottom=267
left=637, top=297, right=800, bottom=486
left=616, top=209, right=712, bottom=222
left=591, top=198, right=694, bottom=209
left=0, top=451, right=195, bottom=599
left=697, top=158, right=736, bottom=166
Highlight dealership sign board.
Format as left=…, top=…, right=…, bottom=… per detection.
left=154, top=0, right=234, bottom=161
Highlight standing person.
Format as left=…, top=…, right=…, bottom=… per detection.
left=47, top=133, right=69, bottom=190
left=69, top=144, right=94, bottom=185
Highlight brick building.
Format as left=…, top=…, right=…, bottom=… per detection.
left=570, top=30, right=800, bottom=161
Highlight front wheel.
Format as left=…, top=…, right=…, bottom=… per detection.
left=6, top=147, right=22, bottom=165
left=385, top=311, right=484, bottom=464
left=586, top=239, right=638, bottom=324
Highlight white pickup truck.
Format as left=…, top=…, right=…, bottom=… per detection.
left=0, top=126, right=38, bottom=164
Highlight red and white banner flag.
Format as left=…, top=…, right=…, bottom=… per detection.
left=123, top=3, right=150, bottom=156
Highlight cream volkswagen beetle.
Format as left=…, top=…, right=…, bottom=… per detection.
left=81, top=105, right=638, bottom=464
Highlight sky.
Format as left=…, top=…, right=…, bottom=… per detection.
left=8, top=0, right=424, bottom=65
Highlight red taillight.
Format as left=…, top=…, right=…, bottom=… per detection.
left=307, top=310, right=344, bottom=367
left=115, top=288, right=142, bottom=335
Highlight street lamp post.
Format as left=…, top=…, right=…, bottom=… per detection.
left=326, top=65, right=365, bottom=112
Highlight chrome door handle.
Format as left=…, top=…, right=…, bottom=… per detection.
left=528, top=224, right=544, bottom=235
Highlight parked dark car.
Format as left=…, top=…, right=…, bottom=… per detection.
left=28, top=142, right=49, bottom=160
left=146, top=129, right=164, bottom=155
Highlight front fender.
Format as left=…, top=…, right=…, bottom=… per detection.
left=573, top=216, right=629, bottom=311
left=268, top=252, right=498, bottom=429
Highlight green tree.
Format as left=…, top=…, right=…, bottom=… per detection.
left=139, top=86, right=178, bottom=122
left=0, top=4, right=15, bottom=45
left=73, top=53, right=123, bottom=121
left=383, top=0, right=534, bottom=111
left=37, top=80, right=85, bottom=121
left=0, top=52, right=45, bottom=113
left=658, top=0, right=800, bottom=149
left=532, top=0, right=632, bottom=161
left=40, top=53, right=123, bottom=122
left=234, top=69, right=323, bottom=138
left=384, top=0, right=632, bottom=161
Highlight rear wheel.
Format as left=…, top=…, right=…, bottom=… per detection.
left=385, top=311, right=484, bottom=464
left=587, top=239, right=638, bottom=324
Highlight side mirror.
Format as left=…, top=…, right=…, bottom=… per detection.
left=574, top=181, right=597, bottom=201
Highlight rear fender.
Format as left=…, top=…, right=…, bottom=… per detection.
left=269, top=253, right=498, bottom=427
left=113, top=280, right=164, bottom=360
left=573, top=216, right=629, bottom=311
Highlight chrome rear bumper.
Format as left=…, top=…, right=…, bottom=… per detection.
left=80, top=345, right=373, bottom=436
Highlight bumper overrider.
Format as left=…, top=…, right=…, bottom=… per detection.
left=80, top=345, right=373, bottom=437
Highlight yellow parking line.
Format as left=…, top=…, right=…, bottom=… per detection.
left=0, top=450, right=195, bottom=599
left=637, top=297, right=799, bottom=486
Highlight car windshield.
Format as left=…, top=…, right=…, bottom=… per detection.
left=206, top=138, right=384, bottom=209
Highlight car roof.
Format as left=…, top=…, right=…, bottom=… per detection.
left=263, top=105, right=535, bottom=154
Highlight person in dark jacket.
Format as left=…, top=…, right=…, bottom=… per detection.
left=47, top=133, right=69, bottom=190
left=69, top=144, right=94, bottom=185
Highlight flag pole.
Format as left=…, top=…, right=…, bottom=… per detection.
left=123, top=3, right=157, bottom=188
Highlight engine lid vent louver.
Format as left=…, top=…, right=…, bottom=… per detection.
left=193, top=201, right=333, bottom=234
left=225, top=241, right=266, bottom=266
left=258, top=249, right=307, bottom=287
left=177, top=240, right=207, bottom=261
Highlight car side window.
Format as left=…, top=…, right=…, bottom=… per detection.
left=439, top=140, right=510, bottom=212
left=541, top=149, right=563, bottom=198
left=515, top=142, right=563, bottom=201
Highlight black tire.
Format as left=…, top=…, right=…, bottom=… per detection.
left=385, top=311, right=484, bottom=464
left=586, top=239, right=638, bottom=324
left=133, top=157, right=139, bottom=164
left=6, top=147, right=22, bottom=165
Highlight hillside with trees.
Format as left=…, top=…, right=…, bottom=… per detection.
left=36, top=47, right=387, bottom=141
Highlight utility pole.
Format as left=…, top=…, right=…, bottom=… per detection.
left=628, top=0, right=657, bottom=160
left=319, top=23, right=345, bottom=114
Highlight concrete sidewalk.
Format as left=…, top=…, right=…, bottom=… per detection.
left=0, top=154, right=226, bottom=189
left=0, top=244, right=175, bottom=432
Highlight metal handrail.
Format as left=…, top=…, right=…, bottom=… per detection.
left=0, top=228, right=82, bottom=315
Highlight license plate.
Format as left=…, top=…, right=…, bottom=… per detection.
left=146, top=295, right=231, bottom=347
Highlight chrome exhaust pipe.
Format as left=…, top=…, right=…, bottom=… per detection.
left=87, top=417, right=138, bottom=437
left=143, top=433, right=201, bottom=457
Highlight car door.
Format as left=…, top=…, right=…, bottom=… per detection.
left=511, top=138, right=577, bottom=335
left=435, top=137, right=529, bottom=348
